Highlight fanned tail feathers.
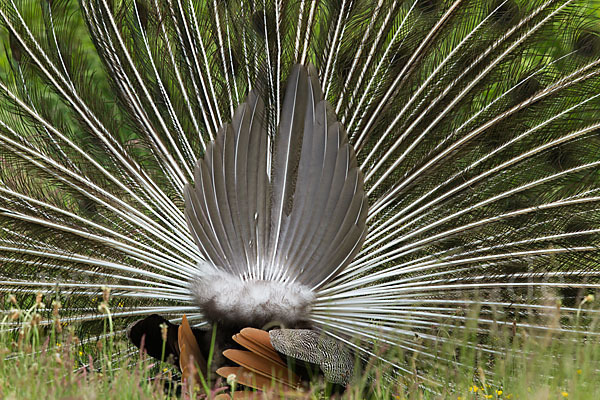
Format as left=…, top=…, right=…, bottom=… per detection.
left=1, top=0, right=600, bottom=387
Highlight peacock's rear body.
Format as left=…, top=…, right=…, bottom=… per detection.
left=1, top=0, right=600, bottom=392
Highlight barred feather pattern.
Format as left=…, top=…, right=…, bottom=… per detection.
left=1, top=0, right=600, bottom=385
left=269, top=329, right=355, bottom=385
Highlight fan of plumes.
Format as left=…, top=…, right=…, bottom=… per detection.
left=1, top=0, right=600, bottom=386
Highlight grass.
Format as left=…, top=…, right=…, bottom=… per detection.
left=1, top=291, right=599, bottom=399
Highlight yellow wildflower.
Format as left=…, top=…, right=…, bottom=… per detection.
left=562, top=392, right=569, bottom=398
left=485, top=395, right=493, bottom=399
left=585, top=294, right=595, bottom=302
left=78, top=351, right=83, bottom=356
left=576, top=369, right=582, bottom=375
left=497, top=390, right=503, bottom=395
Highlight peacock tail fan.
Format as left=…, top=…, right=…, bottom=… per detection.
left=1, top=0, right=600, bottom=388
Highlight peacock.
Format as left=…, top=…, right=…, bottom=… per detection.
left=1, top=0, right=600, bottom=394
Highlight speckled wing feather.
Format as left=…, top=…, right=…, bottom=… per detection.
left=269, top=329, right=355, bottom=386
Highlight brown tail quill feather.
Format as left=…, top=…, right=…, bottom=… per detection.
left=233, top=328, right=287, bottom=367
left=215, top=327, right=308, bottom=397
left=215, top=366, right=306, bottom=399
left=214, top=391, right=263, bottom=400
left=175, top=322, right=305, bottom=396
left=178, top=314, right=207, bottom=386
left=216, top=366, right=283, bottom=391
left=222, top=349, right=300, bottom=388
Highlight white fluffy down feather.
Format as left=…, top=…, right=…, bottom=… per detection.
left=190, top=272, right=315, bottom=328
